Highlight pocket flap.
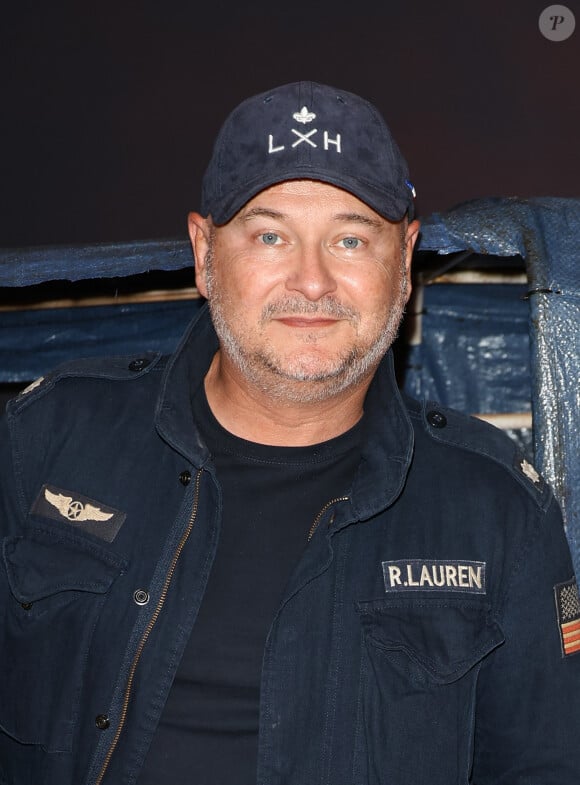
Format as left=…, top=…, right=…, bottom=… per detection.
left=3, top=529, right=127, bottom=603
left=357, top=598, right=504, bottom=683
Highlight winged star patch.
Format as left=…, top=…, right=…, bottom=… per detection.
left=31, top=484, right=125, bottom=543
left=555, top=578, right=580, bottom=657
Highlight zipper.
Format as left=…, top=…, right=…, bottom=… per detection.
left=307, top=496, right=349, bottom=542
left=93, top=469, right=203, bottom=785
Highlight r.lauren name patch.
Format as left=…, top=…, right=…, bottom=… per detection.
left=382, top=559, right=486, bottom=594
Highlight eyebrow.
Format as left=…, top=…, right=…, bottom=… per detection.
left=236, top=207, right=287, bottom=223
left=333, top=212, right=384, bottom=230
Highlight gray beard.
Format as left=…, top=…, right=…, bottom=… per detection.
left=204, top=245, right=408, bottom=404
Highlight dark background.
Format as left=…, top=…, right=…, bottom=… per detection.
left=1, top=0, right=578, bottom=249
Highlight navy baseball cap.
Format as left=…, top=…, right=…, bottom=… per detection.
left=201, top=81, right=416, bottom=224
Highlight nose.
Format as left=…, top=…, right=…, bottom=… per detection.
left=285, top=243, right=337, bottom=301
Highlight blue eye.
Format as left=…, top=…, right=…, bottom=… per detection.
left=340, top=237, right=361, bottom=249
left=260, top=232, right=280, bottom=245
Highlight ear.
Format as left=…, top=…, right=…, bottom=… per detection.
left=403, top=219, right=420, bottom=297
left=188, top=212, right=213, bottom=299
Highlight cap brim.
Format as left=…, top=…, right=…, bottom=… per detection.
left=207, top=168, right=413, bottom=225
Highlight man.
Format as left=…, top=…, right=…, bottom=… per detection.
left=0, top=82, right=578, bottom=785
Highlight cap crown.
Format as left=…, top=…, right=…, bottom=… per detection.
left=201, top=81, right=415, bottom=224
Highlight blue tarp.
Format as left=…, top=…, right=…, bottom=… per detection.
left=402, top=282, right=531, bottom=415
left=0, top=300, right=202, bottom=383
left=417, top=197, right=580, bottom=578
left=0, top=238, right=192, bottom=287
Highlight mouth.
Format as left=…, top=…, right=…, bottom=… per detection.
left=261, top=297, right=359, bottom=330
left=274, top=316, right=340, bottom=328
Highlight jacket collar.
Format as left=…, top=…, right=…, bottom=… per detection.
left=347, top=352, right=414, bottom=521
left=156, top=304, right=414, bottom=519
left=155, top=304, right=218, bottom=467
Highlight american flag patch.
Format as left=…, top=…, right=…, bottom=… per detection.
left=555, top=578, right=580, bottom=657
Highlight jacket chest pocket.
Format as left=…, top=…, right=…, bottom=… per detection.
left=0, top=529, right=126, bottom=753
left=354, top=598, right=504, bottom=785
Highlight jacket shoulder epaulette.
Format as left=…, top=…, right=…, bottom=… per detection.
left=9, top=351, right=166, bottom=414
left=403, top=394, right=550, bottom=509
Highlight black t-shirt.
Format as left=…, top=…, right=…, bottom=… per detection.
left=138, top=387, right=362, bottom=784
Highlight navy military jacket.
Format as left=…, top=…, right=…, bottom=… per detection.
left=1, top=305, right=579, bottom=784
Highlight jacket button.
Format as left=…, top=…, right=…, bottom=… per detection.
left=95, top=714, right=110, bottom=730
left=427, top=410, right=447, bottom=429
left=133, top=589, right=150, bottom=606
left=128, top=358, right=148, bottom=372
left=20, top=602, right=33, bottom=611
left=179, top=470, right=191, bottom=486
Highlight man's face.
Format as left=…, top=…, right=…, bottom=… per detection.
left=190, top=180, right=419, bottom=403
